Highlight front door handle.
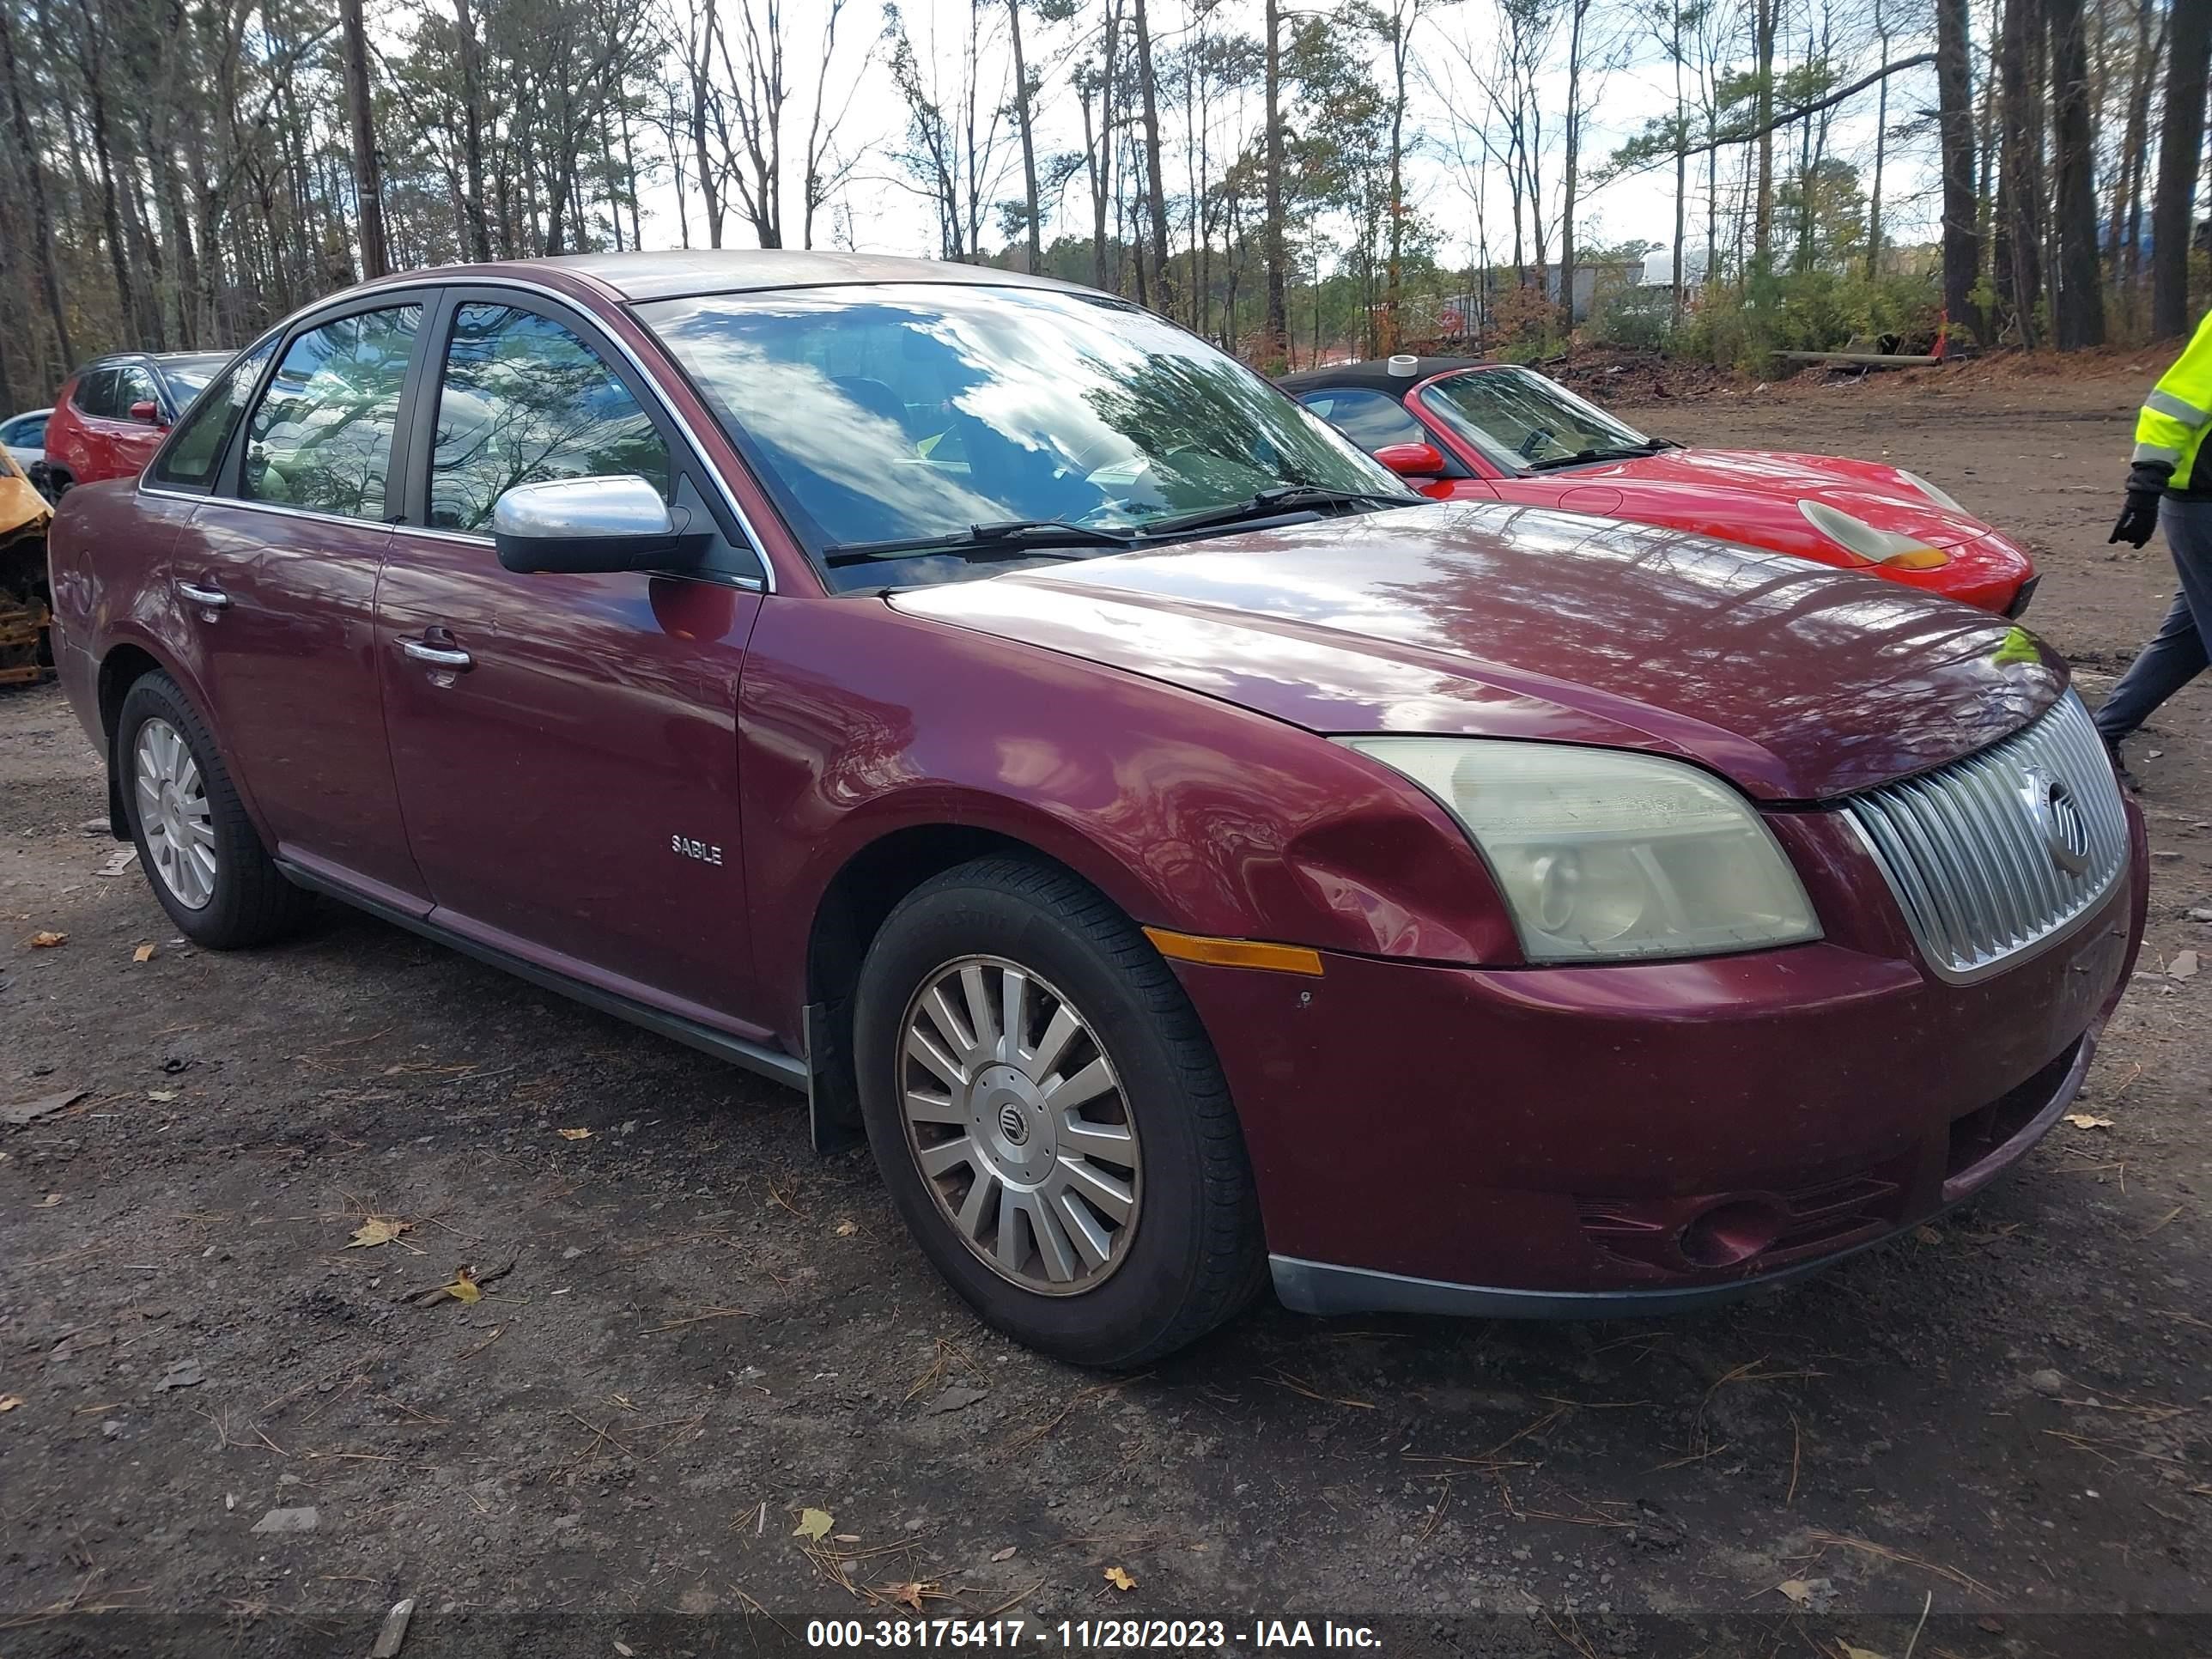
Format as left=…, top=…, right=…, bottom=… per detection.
left=175, top=579, right=228, bottom=610
left=401, top=637, right=473, bottom=671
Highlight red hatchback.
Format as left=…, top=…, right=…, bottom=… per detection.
left=1284, top=356, right=2040, bottom=615
left=44, top=350, right=234, bottom=494
left=47, top=254, right=2142, bottom=1364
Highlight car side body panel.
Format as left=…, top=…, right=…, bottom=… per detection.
left=736, top=594, right=1521, bottom=1051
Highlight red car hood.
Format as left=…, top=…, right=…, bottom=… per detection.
left=889, top=501, right=2063, bottom=803
left=1549, top=446, right=1988, bottom=548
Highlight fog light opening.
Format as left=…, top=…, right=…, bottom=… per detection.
left=1679, top=1200, right=1785, bottom=1268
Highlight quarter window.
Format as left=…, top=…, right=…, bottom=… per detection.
left=1296, top=387, right=1429, bottom=452
left=153, top=340, right=276, bottom=489
left=428, top=302, right=670, bottom=533
left=240, top=306, right=421, bottom=520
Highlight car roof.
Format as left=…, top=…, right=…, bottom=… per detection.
left=460, top=250, right=1089, bottom=305
left=1278, top=356, right=1490, bottom=397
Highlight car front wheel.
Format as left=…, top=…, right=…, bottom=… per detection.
left=854, top=857, right=1266, bottom=1367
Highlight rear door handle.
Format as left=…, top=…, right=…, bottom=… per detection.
left=175, top=579, right=228, bottom=610
left=401, top=637, right=473, bottom=671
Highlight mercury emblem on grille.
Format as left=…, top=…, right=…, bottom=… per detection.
left=2021, top=766, right=2093, bottom=877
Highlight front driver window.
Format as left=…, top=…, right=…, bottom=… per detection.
left=1297, top=388, right=1428, bottom=452
left=241, top=306, right=422, bottom=520
left=428, top=303, right=671, bottom=532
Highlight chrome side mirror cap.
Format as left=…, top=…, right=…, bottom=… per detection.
left=490, top=475, right=697, bottom=574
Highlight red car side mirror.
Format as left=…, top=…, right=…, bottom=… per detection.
left=128, top=399, right=165, bottom=427
left=1372, top=441, right=1446, bottom=479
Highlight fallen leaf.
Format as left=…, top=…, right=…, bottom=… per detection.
left=1838, top=1647, right=1889, bottom=1659
left=614, top=1644, right=635, bottom=1659
left=2065, top=1113, right=2114, bottom=1130
left=441, top=1268, right=482, bottom=1304
left=28, top=931, right=67, bottom=948
left=36, top=1193, right=62, bottom=1207
left=557, top=1127, right=593, bottom=1140
left=346, top=1217, right=412, bottom=1249
left=0, top=1395, right=22, bottom=1412
left=990, top=1545, right=1017, bottom=1562
left=1104, top=1566, right=1137, bottom=1592
left=793, top=1507, right=834, bottom=1540
left=132, top=944, right=156, bottom=963
left=890, top=1581, right=928, bottom=1612
left=1777, top=1578, right=1816, bottom=1608
left=2171, top=950, right=2199, bottom=981
left=147, top=1090, right=178, bottom=1103
left=0, top=1089, right=87, bottom=1127
left=833, top=1533, right=862, bottom=1543
left=834, top=1218, right=858, bottom=1237
left=1913, top=1224, right=1942, bottom=1245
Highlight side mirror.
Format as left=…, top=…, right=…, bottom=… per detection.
left=490, top=475, right=702, bottom=574
left=128, top=399, right=166, bottom=426
left=1372, top=441, right=1447, bottom=479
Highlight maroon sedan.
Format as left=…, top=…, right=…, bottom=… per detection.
left=48, top=252, right=2145, bottom=1366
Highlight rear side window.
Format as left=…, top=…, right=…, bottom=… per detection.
left=240, top=306, right=422, bottom=520
left=1296, top=388, right=1427, bottom=452
left=152, top=340, right=276, bottom=489
left=72, top=368, right=118, bottom=418
left=428, top=302, right=670, bottom=532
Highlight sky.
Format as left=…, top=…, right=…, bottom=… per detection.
left=624, top=0, right=1936, bottom=276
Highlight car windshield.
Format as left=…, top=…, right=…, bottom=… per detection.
left=636, top=283, right=1408, bottom=586
left=1418, top=368, right=1657, bottom=472
left=161, top=355, right=235, bottom=403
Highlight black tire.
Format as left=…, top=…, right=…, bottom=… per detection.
left=854, top=856, right=1266, bottom=1367
left=116, top=669, right=313, bottom=948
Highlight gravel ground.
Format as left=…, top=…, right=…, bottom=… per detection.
left=2, top=357, right=2208, bottom=1658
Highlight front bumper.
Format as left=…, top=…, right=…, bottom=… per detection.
left=1172, top=802, right=2147, bottom=1316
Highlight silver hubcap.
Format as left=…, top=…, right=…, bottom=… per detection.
left=132, top=718, right=216, bottom=910
left=899, top=956, right=1142, bottom=1296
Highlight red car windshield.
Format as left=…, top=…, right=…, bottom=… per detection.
left=637, top=283, right=1401, bottom=581
left=1419, top=368, right=1659, bottom=472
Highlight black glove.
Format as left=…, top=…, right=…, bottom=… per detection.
left=2110, top=459, right=2172, bottom=548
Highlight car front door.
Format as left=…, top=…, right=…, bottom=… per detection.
left=110, top=362, right=171, bottom=476
left=161, top=300, right=434, bottom=907
left=376, top=289, right=767, bottom=1020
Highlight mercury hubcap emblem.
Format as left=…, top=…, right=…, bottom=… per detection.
left=897, top=956, right=1143, bottom=1296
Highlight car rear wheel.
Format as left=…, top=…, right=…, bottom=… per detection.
left=854, top=857, right=1266, bottom=1367
left=118, top=670, right=313, bottom=948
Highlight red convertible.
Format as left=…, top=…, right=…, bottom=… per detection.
left=1284, top=356, right=2040, bottom=616
left=48, top=253, right=2139, bottom=1364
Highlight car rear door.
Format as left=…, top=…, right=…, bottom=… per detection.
left=375, top=286, right=768, bottom=1020
left=158, top=296, right=434, bottom=907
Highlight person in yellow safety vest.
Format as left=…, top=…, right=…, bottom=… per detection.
left=2094, top=307, right=2212, bottom=780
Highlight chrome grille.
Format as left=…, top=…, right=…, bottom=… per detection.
left=1842, top=691, right=2128, bottom=982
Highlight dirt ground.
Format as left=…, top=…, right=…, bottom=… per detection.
left=3, top=357, right=2209, bottom=1659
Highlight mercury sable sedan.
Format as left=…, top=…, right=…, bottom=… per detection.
left=48, top=252, right=2145, bottom=1366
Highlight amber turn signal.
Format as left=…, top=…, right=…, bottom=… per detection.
left=1143, top=927, right=1325, bottom=976
left=1879, top=546, right=1951, bottom=571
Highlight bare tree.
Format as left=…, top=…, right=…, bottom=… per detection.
left=2150, top=0, right=2209, bottom=337
left=341, top=0, right=389, bottom=277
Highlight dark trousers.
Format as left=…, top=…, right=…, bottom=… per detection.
left=2094, top=497, right=2212, bottom=745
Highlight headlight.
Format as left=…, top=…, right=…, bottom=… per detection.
left=1896, top=469, right=1964, bottom=511
left=1337, top=738, right=1821, bottom=963
left=1799, top=500, right=1949, bottom=570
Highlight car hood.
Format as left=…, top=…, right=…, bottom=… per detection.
left=887, top=501, right=2063, bottom=803
left=1543, top=446, right=1988, bottom=547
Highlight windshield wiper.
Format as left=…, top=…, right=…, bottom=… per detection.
left=1144, top=483, right=1419, bottom=538
left=823, top=519, right=1137, bottom=568
left=1525, top=440, right=1670, bottom=471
